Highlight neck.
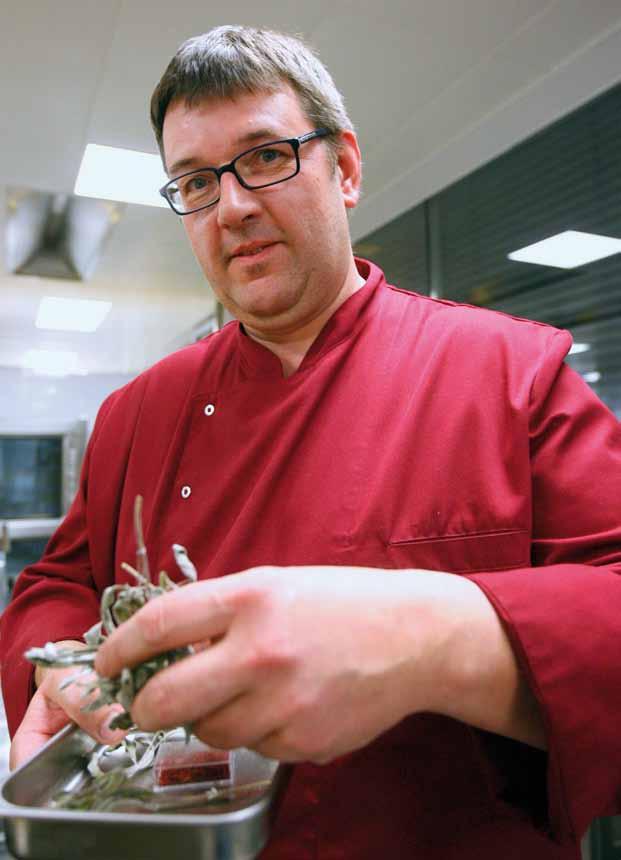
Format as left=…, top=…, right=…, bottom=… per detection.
left=244, top=261, right=365, bottom=377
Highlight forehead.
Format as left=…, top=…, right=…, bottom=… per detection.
left=162, top=86, right=308, bottom=174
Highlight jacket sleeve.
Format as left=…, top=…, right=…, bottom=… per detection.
left=0, top=393, right=119, bottom=738
left=0, top=343, right=206, bottom=740
left=465, top=331, right=621, bottom=844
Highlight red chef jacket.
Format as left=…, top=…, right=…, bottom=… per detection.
left=2, top=259, right=621, bottom=859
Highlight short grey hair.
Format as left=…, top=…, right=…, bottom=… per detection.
left=150, top=25, right=354, bottom=169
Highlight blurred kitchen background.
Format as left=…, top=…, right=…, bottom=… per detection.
left=1, top=2, right=621, bottom=857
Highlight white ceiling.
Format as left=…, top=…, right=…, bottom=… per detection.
left=2, top=0, right=621, bottom=375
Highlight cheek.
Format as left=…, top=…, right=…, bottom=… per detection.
left=185, top=218, right=219, bottom=273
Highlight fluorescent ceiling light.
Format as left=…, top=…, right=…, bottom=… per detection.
left=508, top=230, right=621, bottom=269
left=75, top=143, right=168, bottom=208
left=582, top=371, right=601, bottom=384
left=568, top=342, right=591, bottom=355
left=36, top=297, right=112, bottom=332
left=23, top=349, right=80, bottom=377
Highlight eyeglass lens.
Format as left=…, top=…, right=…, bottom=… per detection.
left=168, top=141, right=298, bottom=213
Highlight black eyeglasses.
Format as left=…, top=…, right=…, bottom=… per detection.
left=159, top=128, right=330, bottom=215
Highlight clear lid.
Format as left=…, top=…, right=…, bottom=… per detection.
left=153, top=735, right=231, bottom=792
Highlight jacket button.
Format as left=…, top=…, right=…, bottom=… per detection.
left=181, top=485, right=191, bottom=499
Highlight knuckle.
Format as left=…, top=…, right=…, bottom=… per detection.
left=136, top=599, right=169, bottom=646
left=242, top=642, right=276, bottom=675
left=283, top=687, right=315, bottom=724
left=237, top=566, right=282, bottom=605
left=278, top=726, right=316, bottom=762
left=243, top=630, right=297, bottom=675
left=45, top=673, right=82, bottom=712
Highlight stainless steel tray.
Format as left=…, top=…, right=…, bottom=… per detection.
left=0, top=725, right=290, bottom=860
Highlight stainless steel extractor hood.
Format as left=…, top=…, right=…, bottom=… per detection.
left=5, top=188, right=124, bottom=280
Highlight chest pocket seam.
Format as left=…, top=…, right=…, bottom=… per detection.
left=389, top=527, right=528, bottom=545
left=387, top=528, right=530, bottom=574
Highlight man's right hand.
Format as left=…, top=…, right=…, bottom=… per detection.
left=9, top=640, right=127, bottom=770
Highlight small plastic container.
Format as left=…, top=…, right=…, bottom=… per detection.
left=153, top=735, right=231, bottom=793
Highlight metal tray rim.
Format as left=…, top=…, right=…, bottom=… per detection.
left=0, top=789, right=274, bottom=827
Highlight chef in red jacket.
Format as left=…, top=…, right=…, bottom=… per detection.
left=3, top=26, right=621, bottom=860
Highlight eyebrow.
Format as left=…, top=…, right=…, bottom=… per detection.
left=167, top=127, right=283, bottom=177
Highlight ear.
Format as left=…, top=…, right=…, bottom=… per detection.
left=335, top=130, right=362, bottom=210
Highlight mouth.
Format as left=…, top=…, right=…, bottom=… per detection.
left=229, top=242, right=278, bottom=263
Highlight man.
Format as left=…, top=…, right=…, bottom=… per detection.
left=2, top=25, right=621, bottom=860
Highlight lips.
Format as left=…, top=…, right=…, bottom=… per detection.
left=229, top=241, right=277, bottom=261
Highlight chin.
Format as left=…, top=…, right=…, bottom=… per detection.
left=240, top=303, right=297, bottom=325
left=232, top=286, right=302, bottom=320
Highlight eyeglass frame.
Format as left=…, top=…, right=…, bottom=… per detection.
left=159, top=128, right=331, bottom=216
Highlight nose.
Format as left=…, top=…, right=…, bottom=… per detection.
left=216, top=171, right=262, bottom=229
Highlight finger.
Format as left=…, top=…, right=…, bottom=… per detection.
left=252, top=730, right=304, bottom=763
left=192, top=691, right=280, bottom=751
left=95, top=579, right=236, bottom=679
left=129, top=639, right=248, bottom=732
left=43, top=667, right=127, bottom=746
left=251, top=728, right=329, bottom=764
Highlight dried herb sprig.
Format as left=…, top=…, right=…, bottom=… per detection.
left=22, top=499, right=267, bottom=813
left=86, top=730, right=169, bottom=780
left=25, top=494, right=197, bottom=731
left=51, top=769, right=271, bottom=813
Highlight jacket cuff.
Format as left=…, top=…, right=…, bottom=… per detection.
left=465, top=564, right=621, bottom=843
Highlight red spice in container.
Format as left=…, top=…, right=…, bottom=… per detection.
left=153, top=736, right=231, bottom=792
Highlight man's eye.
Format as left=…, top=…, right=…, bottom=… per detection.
left=258, top=148, right=282, bottom=164
left=187, top=176, right=208, bottom=191
left=179, top=173, right=215, bottom=196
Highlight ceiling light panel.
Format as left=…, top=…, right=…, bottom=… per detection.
left=36, top=297, right=112, bottom=332
left=508, top=230, right=621, bottom=269
left=75, top=144, right=168, bottom=208
left=23, top=349, right=80, bottom=377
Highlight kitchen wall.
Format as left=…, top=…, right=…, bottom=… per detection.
left=0, top=366, right=135, bottom=434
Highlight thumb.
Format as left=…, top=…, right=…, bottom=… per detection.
left=43, top=666, right=128, bottom=747
left=10, top=666, right=128, bottom=771
left=9, top=689, right=72, bottom=769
